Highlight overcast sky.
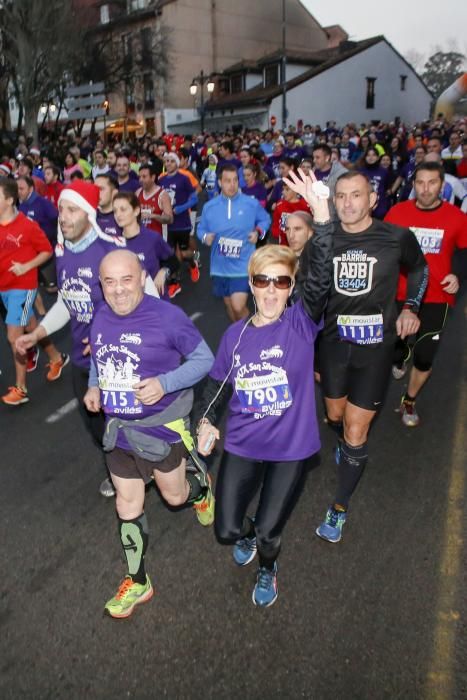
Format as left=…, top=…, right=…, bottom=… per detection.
left=304, top=1, right=467, bottom=62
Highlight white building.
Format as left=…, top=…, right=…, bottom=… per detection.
left=168, top=36, right=433, bottom=132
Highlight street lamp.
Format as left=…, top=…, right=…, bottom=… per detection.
left=189, top=70, right=215, bottom=133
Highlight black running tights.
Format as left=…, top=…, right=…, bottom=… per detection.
left=215, top=451, right=306, bottom=566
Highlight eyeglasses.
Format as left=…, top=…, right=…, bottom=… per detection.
left=251, top=274, right=293, bottom=290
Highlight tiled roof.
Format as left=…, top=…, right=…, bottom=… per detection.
left=208, top=36, right=385, bottom=109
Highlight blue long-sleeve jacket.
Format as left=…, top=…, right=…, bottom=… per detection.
left=197, top=191, right=271, bottom=278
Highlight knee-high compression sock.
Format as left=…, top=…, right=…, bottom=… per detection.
left=119, top=513, right=148, bottom=585
left=335, top=440, right=368, bottom=510
left=185, top=472, right=204, bottom=504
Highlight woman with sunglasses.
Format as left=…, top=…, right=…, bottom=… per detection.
left=195, top=170, right=333, bottom=607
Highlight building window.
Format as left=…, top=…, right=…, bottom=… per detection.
left=126, top=84, right=135, bottom=113
left=400, top=75, right=407, bottom=91
left=100, top=4, right=110, bottom=24
left=128, top=0, right=147, bottom=12
left=230, top=74, right=244, bottom=94
left=366, top=77, right=376, bottom=109
left=141, top=27, right=152, bottom=67
left=264, top=64, right=279, bottom=88
left=218, top=78, right=230, bottom=95
left=144, top=74, right=154, bottom=109
left=122, top=34, right=133, bottom=72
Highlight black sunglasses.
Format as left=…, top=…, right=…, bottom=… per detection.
left=251, top=274, right=293, bottom=290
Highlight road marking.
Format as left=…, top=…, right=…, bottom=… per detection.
left=425, top=307, right=466, bottom=699
left=45, top=398, right=79, bottom=424
left=189, top=312, right=203, bottom=321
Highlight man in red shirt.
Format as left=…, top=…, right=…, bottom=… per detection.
left=385, top=161, right=467, bottom=426
left=44, top=165, right=64, bottom=207
left=271, top=183, right=311, bottom=245
left=136, top=164, right=173, bottom=235
left=0, top=178, right=66, bottom=405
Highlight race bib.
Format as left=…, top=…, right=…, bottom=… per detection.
left=235, top=369, right=293, bottom=416
left=337, top=314, right=384, bottom=345
left=61, top=289, right=94, bottom=324
left=410, top=227, right=444, bottom=255
left=97, top=356, right=142, bottom=415
left=218, top=237, right=243, bottom=259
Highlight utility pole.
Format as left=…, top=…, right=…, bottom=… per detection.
left=281, top=0, right=287, bottom=131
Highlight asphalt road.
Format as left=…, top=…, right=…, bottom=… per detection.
left=0, top=254, right=465, bottom=700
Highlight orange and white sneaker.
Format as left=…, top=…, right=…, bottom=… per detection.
left=168, top=282, right=182, bottom=299
left=189, top=253, right=201, bottom=283
left=46, top=353, right=70, bottom=381
left=2, top=385, right=29, bottom=406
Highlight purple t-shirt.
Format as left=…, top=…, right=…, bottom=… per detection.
left=19, top=192, right=58, bottom=243
left=124, top=225, right=174, bottom=292
left=210, top=301, right=322, bottom=461
left=158, top=172, right=194, bottom=231
left=265, top=155, right=282, bottom=180
left=314, top=168, right=332, bottom=184
left=97, top=210, right=122, bottom=237
left=89, top=294, right=203, bottom=447
left=358, top=166, right=390, bottom=218
left=56, top=238, right=117, bottom=369
left=242, top=182, right=268, bottom=206
left=118, top=178, right=140, bottom=193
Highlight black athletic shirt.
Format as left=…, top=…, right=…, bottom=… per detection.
left=322, top=219, right=427, bottom=345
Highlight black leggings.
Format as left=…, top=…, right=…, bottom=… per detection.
left=215, top=451, right=306, bottom=566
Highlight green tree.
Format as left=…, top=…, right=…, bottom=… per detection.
left=421, top=51, right=466, bottom=98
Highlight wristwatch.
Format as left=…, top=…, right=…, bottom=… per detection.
left=402, top=302, right=419, bottom=314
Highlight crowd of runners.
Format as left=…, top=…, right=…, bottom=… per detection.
left=1, top=114, right=466, bottom=614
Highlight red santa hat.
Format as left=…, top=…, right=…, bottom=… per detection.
left=56, top=179, right=125, bottom=256
left=0, top=162, right=13, bottom=175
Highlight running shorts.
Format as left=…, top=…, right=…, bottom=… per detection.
left=212, top=276, right=250, bottom=298
left=0, top=289, right=37, bottom=326
left=167, top=229, right=191, bottom=251
left=320, top=339, right=393, bottom=411
left=106, top=441, right=188, bottom=482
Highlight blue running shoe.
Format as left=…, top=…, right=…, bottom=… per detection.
left=233, top=536, right=257, bottom=566
left=316, top=506, right=347, bottom=543
left=252, top=563, right=278, bottom=607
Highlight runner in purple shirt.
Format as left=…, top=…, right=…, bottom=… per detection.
left=15, top=180, right=147, bottom=499
left=95, top=173, right=122, bottom=237
left=358, top=148, right=391, bottom=219
left=116, top=154, right=140, bottom=193
left=195, top=170, right=334, bottom=607
left=158, top=153, right=199, bottom=297
left=84, top=249, right=214, bottom=618
left=241, top=164, right=268, bottom=207
left=112, top=191, right=179, bottom=300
